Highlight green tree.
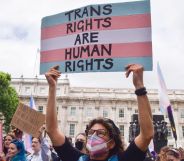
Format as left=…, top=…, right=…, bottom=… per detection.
left=0, top=71, right=19, bottom=133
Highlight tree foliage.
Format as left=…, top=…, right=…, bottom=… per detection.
left=0, top=71, right=19, bottom=132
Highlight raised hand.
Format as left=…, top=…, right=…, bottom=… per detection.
left=125, top=64, right=144, bottom=89
left=45, top=66, right=61, bottom=88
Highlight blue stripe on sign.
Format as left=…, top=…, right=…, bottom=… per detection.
left=40, top=56, right=152, bottom=74
left=41, top=0, right=150, bottom=28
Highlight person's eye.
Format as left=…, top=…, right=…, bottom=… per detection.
left=97, top=130, right=106, bottom=137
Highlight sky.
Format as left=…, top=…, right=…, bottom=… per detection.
left=0, top=0, right=184, bottom=90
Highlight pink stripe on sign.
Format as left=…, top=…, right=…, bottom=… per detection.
left=41, top=14, right=151, bottom=40
left=40, top=42, right=152, bottom=63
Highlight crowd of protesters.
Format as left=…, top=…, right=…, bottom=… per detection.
left=0, top=64, right=184, bottom=161
left=1, top=128, right=184, bottom=161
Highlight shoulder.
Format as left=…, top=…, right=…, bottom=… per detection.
left=118, top=141, right=146, bottom=161
left=53, top=137, right=83, bottom=161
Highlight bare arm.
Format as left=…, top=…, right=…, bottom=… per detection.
left=45, top=66, right=65, bottom=146
left=125, top=64, right=154, bottom=151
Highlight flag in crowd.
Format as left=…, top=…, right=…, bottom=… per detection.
left=30, top=95, right=37, bottom=110
left=23, top=95, right=37, bottom=153
left=157, top=62, right=177, bottom=141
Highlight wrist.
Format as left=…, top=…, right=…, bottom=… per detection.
left=134, top=83, right=144, bottom=90
left=49, top=86, right=56, bottom=91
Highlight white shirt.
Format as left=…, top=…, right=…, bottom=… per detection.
left=27, top=151, right=42, bottom=161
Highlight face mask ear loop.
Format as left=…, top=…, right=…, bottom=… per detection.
left=106, top=139, right=112, bottom=144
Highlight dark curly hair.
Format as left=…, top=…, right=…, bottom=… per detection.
left=85, top=117, right=124, bottom=155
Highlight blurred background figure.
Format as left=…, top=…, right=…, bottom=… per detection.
left=50, top=146, right=61, bottom=161
left=0, top=152, right=6, bottom=161
left=26, top=125, right=51, bottom=161
left=156, top=146, right=181, bottom=161
left=12, top=128, right=23, bottom=140
left=66, top=136, right=73, bottom=146
left=7, top=139, right=26, bottom=161
left=74, top=133, right=86, bottom=154
left=178, top=147, right=184, bottom=161
left=2, top=133, right=15, bottom=160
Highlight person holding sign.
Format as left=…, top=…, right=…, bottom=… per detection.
left=45, top=64, right=154, bottom=161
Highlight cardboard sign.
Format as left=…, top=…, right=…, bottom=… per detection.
left=11, top=102, right=45, bottom=138
left=40, top=0, right=152, bottom=74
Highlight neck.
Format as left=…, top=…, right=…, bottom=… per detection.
left=34, top=150, right=40, bottom=154
left=90, top=152, right=109, bottom=160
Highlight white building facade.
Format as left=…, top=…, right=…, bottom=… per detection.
left=11, top=77, right=184, bottom=147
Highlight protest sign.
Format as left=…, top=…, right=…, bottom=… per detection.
left=40, top=0, right=152, bottom=74
left=11, top=102, right=45, bottom=138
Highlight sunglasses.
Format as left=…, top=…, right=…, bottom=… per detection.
left=88, top=129, right=108, bottom=138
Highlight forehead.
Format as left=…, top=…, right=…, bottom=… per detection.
left=9, top=143, right=17, bottom=149
left=76, top=134, right=86, bottom=140
left=5, top=135, right=13, bottom=140
left=32, top=138, right=39, bottom=142
left=90, top=123, right=107, bottom=130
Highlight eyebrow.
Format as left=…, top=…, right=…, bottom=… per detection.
left=90, top=129, right=106, bottom=131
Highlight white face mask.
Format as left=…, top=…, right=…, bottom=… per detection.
left=86, top=134, right=111, bottom=158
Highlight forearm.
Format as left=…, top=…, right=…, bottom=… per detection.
left=137, top=95, right=154, bottom=140
left=46, top=86, right=65, bottom=146
left=46, top=86, right=58, bottom=133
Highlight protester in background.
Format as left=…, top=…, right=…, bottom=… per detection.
left=66, top=136, right=73, bottom=146
left=75, top=133, right=86, bottom=153
left=50, top=146, right=61, bottom=161
left=26, top=126, right=51, bottom=161
left=12, top=128, right=23, bottom=140
left=3, top=133, right=15, bottom=159
left=0, top=152, right=6, bottom=161
left=156, top=146, right=181, bottom=161
left=45, top=64, right=154, bottom=161
left=178, top=147, right=184, bottom=161
left=7, top=139, right=26, bottom=161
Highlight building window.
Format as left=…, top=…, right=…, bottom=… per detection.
left=86, top=107, right=93, bottom=117
left=56, top=106, right=59, bottom=115
left=119, top=125, right=124, bottom=136
left=69, top=124, right=75, bottom=137
left=119, top=108, right=124, bottom=118
left=40, top=87, right=45, bottom=94
left=56, top=88, right=60, bottom=95
left=38, top=106, right=43, bottom=113
left=70, top=107, right=76, bottom=116
left=181, top=109, right=184, bottom=118
left=128, top=107, right=132, bottom=111
left=182, top=126, right=184, bottom=137
left=152, top=109, right=155, bottom=113
left=103, top=109, right=108, bottom=118
left=25, top=87, right=30, bottom=94
left=135, top=109, right=138, bottom=113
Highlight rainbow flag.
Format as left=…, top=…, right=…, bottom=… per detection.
left=157, top=62, right=177, bottom=141
left=40, top=0, right=152, bottom=74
